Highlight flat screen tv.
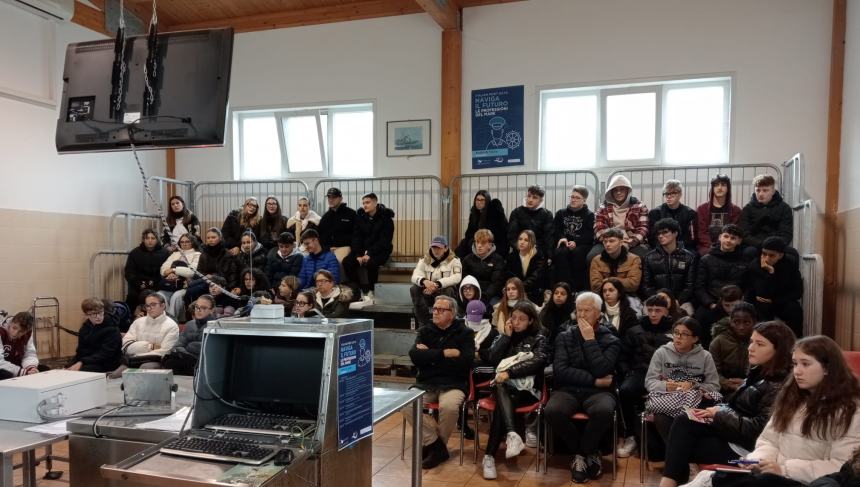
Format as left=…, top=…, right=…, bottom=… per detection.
left=56, top=28, right=233, bottom=153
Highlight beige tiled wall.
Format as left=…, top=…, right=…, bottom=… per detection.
left=836, top=207, right=860, bottom=349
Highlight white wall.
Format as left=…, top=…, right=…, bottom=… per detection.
left=841, top=0, right=860, bottom=212
left=0, top=2, right=166, bottom=217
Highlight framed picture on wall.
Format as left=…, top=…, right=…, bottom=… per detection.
left=386, top=119, right=431, bottom=157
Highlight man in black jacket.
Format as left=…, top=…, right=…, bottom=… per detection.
left=317, top=187, right=357, bottom=265
left=642, top=218, right=696, bottom=314
left=647, top=180, right=698, bottom=253
left=507, top=185, right=554, bottom=256
left=343, top=193, right=395, bottom=305
left=695, top=224, right=748, bottom=344
left=461, top=229, right=507, bottom=305
left=544, top=292, right=620, bottom=483
left=401, top=295, right=474, bottom=469
left=67, top=298, right=122, bottom=373
left=552, top=185, right=595, bottom=292
left=739, top=174, right=795, bottom=261
left=745, top=237, right=804, bottom=337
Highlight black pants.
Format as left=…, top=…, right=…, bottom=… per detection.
left=162, top=350, right=199, bottom=376
left=485, top=384, right=536, bottom=456
left=343, top=254, right=384, bottom=294
left=662, top=416, right=738, bottom=483
left=753, top=300, right=803, bottom=338
left=618, top=370, right=646, bottom=437
left=544, top=389, right=616, bottom=456
left=410, top=285, right=458, bottom=327
left=553, top=245, right=592, bottom=292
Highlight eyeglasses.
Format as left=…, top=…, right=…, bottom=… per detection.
left=431, top=307, right=452, bottom=314
left=663, top=191, right=681, bottom=197
left=315, top=279, right=331, bottom=284
left=569, top=194, right=584, bottom=200
left=144, top=302, right=163, bottom=309
left=295, top=301, right=311, bottom=306
left=85, top=311, right=104, bottom=317
left=672, top=331, right=694, bottom=338
left=194, top=306, right=213, bottom=311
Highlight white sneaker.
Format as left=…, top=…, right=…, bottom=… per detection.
left=505, top=431, right=525, bottom=459
left=482, top=455, right=497, bottom=479
left=525, top=428, right=538, bottom=448
left=349, top=292, right=375, bottom=310
left=617, top=435, right=637, bottom=458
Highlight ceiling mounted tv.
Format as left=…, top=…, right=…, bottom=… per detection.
left=56, top=28, right=233, bottom=153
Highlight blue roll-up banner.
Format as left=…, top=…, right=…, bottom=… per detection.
left=471, top=85, right=524, bottom=169
left=337, top=330, right=373, bottom=450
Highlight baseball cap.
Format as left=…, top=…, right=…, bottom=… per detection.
left=430, top=235, right=449, bottom=248
left=326, top=187, right=342, bottom=198
left=465, top=300, right=486, bottom=323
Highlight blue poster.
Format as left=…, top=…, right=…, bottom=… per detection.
left=337, top=330, right=373, bottom=450
left=471, top=85, right=524, bottom=169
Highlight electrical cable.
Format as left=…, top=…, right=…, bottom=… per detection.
left=92, top=404, right=128, bottom=438
left=198, top=331, right=256, bottom=412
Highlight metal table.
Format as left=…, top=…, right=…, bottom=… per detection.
left=0, top=421, right=68, bottom=487
left=372, top=387, right=424, bottom=487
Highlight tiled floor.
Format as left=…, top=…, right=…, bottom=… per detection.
left=12, top=416, right=662, bottom=486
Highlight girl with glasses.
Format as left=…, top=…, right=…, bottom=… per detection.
left=292, top=291, right=323, bottom=318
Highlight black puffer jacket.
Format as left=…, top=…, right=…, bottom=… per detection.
left=197, top=243, right=242, bottom=289
left=351, top=204, right=395, bottom=262
left=234, top=242, right=268, bottom=273
left=459, top=196, right=509, bottom=258
left=618, top=316, right=674, bottom=376
left=461, top=245, right=507, bottom=302
left=124, top=244, right=168, bottom=290
left=641, top=245, right=696, bottom=302
left=648, top=204, right=698, bottom=252
left=221, top=210, right=255, bottom=251
left=695, top=246, right=748, bottom=306
left=71, top=314, right=122, bottom=372
left=739, top=191, right=794, bottom=247
left=318, top=203, right=357, bottom=248
left=409, top=319, right=475, bottom=393
left=505, top=250, right=547, bottom=304
left=486, top=328, right=549, bottom=383
left=711, top=366, right=788, bottom=450
left=507, top=205, right=554, bottom=256
left=553, top=320, right=620, bottom=394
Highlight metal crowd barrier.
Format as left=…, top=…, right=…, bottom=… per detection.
left=146, top=176, right=195, bottom=214
left=193, top=179, right=311, bottom=230
left=312, top=176, right=445, bottom=264
left=89, top=250, right=131, bottom=302
left=782, top=153, right=805, bottom=208
left=109, top=211, right=163, bottom=250
left=801, top=254, right=824, bottom=337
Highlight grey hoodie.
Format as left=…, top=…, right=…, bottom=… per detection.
left=645, top=342, right=720, bottom=393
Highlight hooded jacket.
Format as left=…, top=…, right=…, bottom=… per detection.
left=696, top=182, right=742, bottom=255
left=409, top=319, right=475, bottom=393
left=745, top=255, right=803, bottom=306
left=71, top=313, right=122, bottom=372
left=589, top=247, right=642, bottom=294
left=710, top=366, right=789, bottom=451
left=461, top=243, right=507, bottom=302
left=412, top=250, right=463, bottom=290
left=553, top=205, right=595, bottom=248
left=314, top=285, right=353, bottom=318
left=648, top=203, right=698, bottom=252
left=506, top=249, right=547, bottom=304
left=739, top=191, right=794, bottom=248
left=235, top=241, right=268, bottom=272
left=641, top=244, right=696, bottom=302
left=459, top=191, right=509, bottom=258
left=351, top=204, right=395, bottom=262
left=125, top=242, right=168, bottom=290
left=594, top=175, right=650, bottom=245
left=318, top=203, right=357, bottom=248
left=619, top=315, right=674, bottom=376
left=645, top=342, right=720, bottom=393
left=0, top=324, right=38, bottom=377
left=695, top=245, right=748, bottom=306
left=553, top=320, right=621, bottom=394
left=457, top=275, right=484, bottom=317
left=508, top=201, right=554, bottom=256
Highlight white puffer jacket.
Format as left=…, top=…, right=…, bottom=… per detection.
left=411, top=251, right=463, bottom=290
left=160, top=249, right=201, bottom=276
left=122, top=313, right=180, bottom=357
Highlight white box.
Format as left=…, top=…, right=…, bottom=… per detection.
left=250, top=304, right=285, bottom=319
left=0, top=370, right=107, bottom=423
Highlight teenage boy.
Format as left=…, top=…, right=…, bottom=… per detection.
left=704, top=285, right=745, bottom=337
left=590, top=174, right=650, bottom=263
left=641, top=218, right=696, bottom=314
left=66, top=299, right=122, bottom=373
left=0, top=312, right=40, bottom=380
left=507, top=185, right=554, bottom=256
left=745, top=236, right=804, bottom=338
left=709, top=302, right=756, bottom=395
left=317, top=187, right=357, bottom=264
left=297, top=229, right=340, bottom=289
left=694, top=224, right=748, bottom=346
left=696, top=174, right=742, bottom=256
left=411, top=236, right=463, bottom=327
left=344, top=193, right=395, bottom=305
left=589, top=228, right=642, bottom=295
left=266, top=232, right=303, bottom=285
left=552, top=185, right=595, bottom=292
left=648, top=180, right=698, bottom=253
left=739, top=175, right=794, bottom=261
left=461, top=229, right=507, bottom=305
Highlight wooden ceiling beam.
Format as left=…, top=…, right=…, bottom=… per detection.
left=459, top=0, right=524, bottom=7
left=169, top=0, right=423, bottom=33
left=72, top=1, right=110, bottom=36
left=414, top=0, right=459, bottom=30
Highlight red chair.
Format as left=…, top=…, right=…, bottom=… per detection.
left=844, top=351, right=860, bottom=379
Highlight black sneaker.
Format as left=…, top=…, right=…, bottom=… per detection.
left=571, top=455, right=588, bottom=483
left=586, top=454, right=603, bottom=480
left=421, top=438, right=450, bottom=469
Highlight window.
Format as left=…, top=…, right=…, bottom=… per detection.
left=540, top=76, right=730, bottom=169
left=234, top=103, right=374, bottom=179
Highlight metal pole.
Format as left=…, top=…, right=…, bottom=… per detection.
left=411, top=394, right=423, bottom=487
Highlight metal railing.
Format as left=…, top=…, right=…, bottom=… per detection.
left=109, top=211, right=163, bottom=250
left=145, top=176, right=195, bottom=214
left=312, top=176, right=445, bottom=263
left=801, top=254, right=824, bottom=337
left=193, top=179, right=311, bottom=230
left=782, top=153, right=805, bottom=208
left=607, top=163, right=783, bottom=212
left=793, top=199, right=818, bottom=256
left=89, top=250, right=130, bottom=302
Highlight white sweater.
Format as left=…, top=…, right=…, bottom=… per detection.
left=122, top=313, right=179, bottom=357
left=160, top=249, right=201, bottom=276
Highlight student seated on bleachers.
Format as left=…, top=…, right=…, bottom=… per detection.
left=696, top=174, right=742, bottom=256
left=492, top=277, right=537, bottom=334
left=642, top=218, right=696, bottom=315
left=455, top=190, right=508, bottom=259
left=292, top=291, right=324, bottom=318
left=0, top=312, right=41, bottom=380
left=656, top=288, right=685, bottom=323
left=544, top=292, right=620, bottom=483
left=125, top=228, right=169, bottom=312
left=266, top=232, right=303, bottom=286
left=344, top=193, right=395, bottom=306
left=464, top=300, right=496, bottom=364
left=235, top=230, right=267, bottom=274
left=297, top=229, right=340, bottom=289
left=645, top=317, right=720, bottom=443
left=507, top=185, right=554, bottom=257
left=236, top=268, right=270, bottom=299
left=461, top=229, right=507, bottom=306
left=163, top=195, right=201, bottom=248
left=317, top=187, right=357, bottom=265
left=746, top=236, right=804, bottom=338
left=457, top=275, right=483, bottom=318
left=157, top=233, right=201, bottom=319
left=600, top=277, right=639, bottom=337
left=694, top=224, right=748, bottom=345
left=162, top=295, right=215, bottom=376
left=66, top=299, right=122, bottom=373
left=185, top=228, right=241, bottom=308
left=207, top=275, right=242, bottom=318
left=710, top=302, right=756, bottom=394
left=481, top=302, right=549, bottom=479
left=221, top=197, right=261, bottom=256
left=539, top=282, right=575, bottom=348
left=255, top=196, right=288, bottom=252
left=274, top=276, right=299, bottom=315
left=411, top=235, right=463, bottom=327
left=701, top=284, right=744, bottom=338
left=589, top=174, right=650, bottom=264
left=740, top=174, right=794, bottom=260
left=648, top=180, right=698, bottom=253
left=657, top=321, right=795, bottom=487
left=121, top=293, right=179, bottom=369
left=616, top=295, right=674, bottom=458
left=402, top=295, right=474, bottom=470
left=312, top=270, right=352, bottom=318
left=552, top=185, right=595, bottom=292
left=589, top=227, right=642, bottom=295
left=285, top=197, right=320, bottom=251
left=506, top=230, right=547, bottom=305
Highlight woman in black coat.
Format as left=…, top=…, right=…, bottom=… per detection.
left=124, top=229, right=168, bottom=310
left=506, top=229, right=548, bottom=305
left=456, top=190, right=508, bottom=259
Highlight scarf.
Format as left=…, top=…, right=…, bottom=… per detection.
left=600, top=246, right=629, bottom=276
left=467, top=320, right=492, bottom=349
left=290, top=210, right=322, bottom=242
left=519, top=247, right=536, bottom=274
left=430, top=249, right=450, bottom=268
left=605, top=301, right=621, bottom=330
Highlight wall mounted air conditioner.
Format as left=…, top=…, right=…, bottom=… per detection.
left=2, top=0, right=75, bottom=22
